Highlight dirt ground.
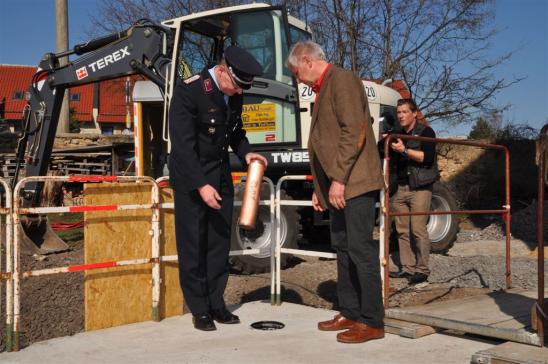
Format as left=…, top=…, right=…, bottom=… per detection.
left=0, top=230, right=507, bottom=352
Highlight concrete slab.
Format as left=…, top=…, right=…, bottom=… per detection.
left=2, top=301, right=497, bottom=364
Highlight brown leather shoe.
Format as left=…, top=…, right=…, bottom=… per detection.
left=336, top=322, right=385, bottom=343
left=318, top=314, right=355, bottom=331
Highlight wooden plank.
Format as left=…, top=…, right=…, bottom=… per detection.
left=384, top=318, right=439, bottom=338
left=84, top=183, right=183, bottom=331
left=386, top=290, right=541, bottom=345
left=391, top=290, right=537, bottom=328
left=471, top=342, right=548, bottom=364
left=387, top=309, right=541, bottom=346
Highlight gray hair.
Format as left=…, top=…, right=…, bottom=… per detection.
left=287, top=41, right=326, bottom=68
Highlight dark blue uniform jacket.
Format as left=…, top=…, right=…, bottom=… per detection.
left=168, top=69, right=252, bottom=192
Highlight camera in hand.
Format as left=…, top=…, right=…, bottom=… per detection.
left=379, top=111, right=401, bottom=143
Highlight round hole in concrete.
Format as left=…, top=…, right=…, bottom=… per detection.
left=250, top=321, right=285, bottom=330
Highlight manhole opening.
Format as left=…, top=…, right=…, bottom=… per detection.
left=250, top=321, right=285, bottom=330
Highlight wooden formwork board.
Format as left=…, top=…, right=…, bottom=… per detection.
left=386, top=289, right=542, bottom=346
left=84, top=183, right=183, bottom=331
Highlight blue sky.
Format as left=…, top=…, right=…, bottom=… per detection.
left=1, top=0, right=546, bottom=136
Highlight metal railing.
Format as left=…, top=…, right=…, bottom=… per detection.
left=382, top=134, right=511, bottom=308
left=11, top=175, right=160, bottom=351
left=155, top=176, right=277, bottom=304
left=535, top=124, right=547, bottom=344
left=0, top=177, right=13, bottom=350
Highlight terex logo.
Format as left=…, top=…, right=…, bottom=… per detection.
left=87, top=46, right=130, bottom=72
left=271, top=151, right=309, bottom=164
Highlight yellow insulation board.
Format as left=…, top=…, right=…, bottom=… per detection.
left=84, top=182, right=183, bottom=331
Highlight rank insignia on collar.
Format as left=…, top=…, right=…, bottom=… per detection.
left=203, top=78, right=213, bottom=93
left=208, top=126, right=216, bottom=134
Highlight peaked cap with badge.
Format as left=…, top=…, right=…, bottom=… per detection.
left=224, top=45, right=262, bottom=89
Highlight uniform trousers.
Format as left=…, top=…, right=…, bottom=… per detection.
left=391, top=184, right=432, bottom=275
left=329, top=191, right=384, bottom=328
left=173, top=176, right=233, bottom=315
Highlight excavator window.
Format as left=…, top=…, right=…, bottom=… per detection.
left=177, top=29, right=216, bottom=79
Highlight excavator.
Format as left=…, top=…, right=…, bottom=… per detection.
left=12, top=3, right=459, bottom=265
left=12, top=4, right=274, bottom=254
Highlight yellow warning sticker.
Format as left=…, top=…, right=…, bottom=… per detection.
left=242, top=103, right=276, bottom=132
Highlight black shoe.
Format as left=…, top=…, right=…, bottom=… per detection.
left=211, top=307, right=240, bottom=324
left=389, top=270, right=412, bottom=279
left=408, top=272, right=429, bottom=285
left=192, top=313, right=217, bottom=331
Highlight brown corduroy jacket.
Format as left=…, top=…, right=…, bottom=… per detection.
left=308, top=66, right=384, bottom=208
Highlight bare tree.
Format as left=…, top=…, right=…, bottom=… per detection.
left=291, top=0, right=521, bottom=125
left=88, top=0, right=519, bottom=125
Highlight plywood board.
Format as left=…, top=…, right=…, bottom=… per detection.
left=84, top=183, right=183, bottom=331
left=386, top=289, right=541, bottom=345
left=389, top=289, right=536, bottom=328
left=158, top=187, right=185, bottom=318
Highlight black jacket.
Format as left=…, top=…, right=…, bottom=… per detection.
left=168, top=69, right=251, bottom=192
left=398, top=123, right=439, bottom=190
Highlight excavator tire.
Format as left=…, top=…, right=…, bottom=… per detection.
left=230, top=185, right=299, bottom=274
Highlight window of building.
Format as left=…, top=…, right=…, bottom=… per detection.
left=70, top=93, right=81, bottom=102
left=13, top=91, right=24, bottom=100
left=101, top=126, right=114, bottom=135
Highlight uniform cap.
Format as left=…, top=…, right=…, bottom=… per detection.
left=224, top=45, right=262, bottom=90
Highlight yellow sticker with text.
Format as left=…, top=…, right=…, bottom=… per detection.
left=242, top=103, right=276, bottom=132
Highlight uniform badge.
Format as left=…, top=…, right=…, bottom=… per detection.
left=203, top=78, right=213, bottom=93
left=208, top=107, right=217, bottom=113
left=183, top=74, right=200, bottom=84
left=208, top=126, right=216, bottom=134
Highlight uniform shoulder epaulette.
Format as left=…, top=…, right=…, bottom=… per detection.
left=183, top=74, right=201, bottom=84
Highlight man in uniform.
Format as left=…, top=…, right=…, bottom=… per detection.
left=169, top=45, right=267, bottom=331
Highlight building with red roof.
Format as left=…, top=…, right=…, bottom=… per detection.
left=0, top=64, right=145, bottom=134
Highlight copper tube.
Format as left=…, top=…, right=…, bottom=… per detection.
left=239, top=160, right=265, bottom=230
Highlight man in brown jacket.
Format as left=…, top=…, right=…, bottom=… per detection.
left=287, top=41, right=385, bottom=344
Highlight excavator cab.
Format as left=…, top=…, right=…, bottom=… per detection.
left=15, top=4, right=302, bottom=255
left=135, top=4, right=302, bottom=177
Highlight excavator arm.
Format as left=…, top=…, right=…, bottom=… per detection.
left=13, top=19, right=172, bottom=254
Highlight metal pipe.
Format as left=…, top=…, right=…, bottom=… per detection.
left=0, top=178, right=13, bottom=351
left=383, top=152, right=391, bottom=309
left=504, top=146, right=512, bottom=289
left=390, top=209, right=507, bottom=216
left=239, top=160, right=265, bottom=229
left=536, top=124, right=547, bottom=343
left=151, top=180, right=161, bottom=322
left=275, top=177, right=283, bottom=305
left=12, top=182, right=21, bottom=351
